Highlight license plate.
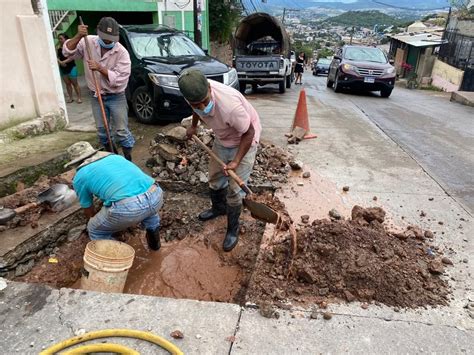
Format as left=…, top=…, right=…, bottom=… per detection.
left=237, top=61, right=279, bottom=71
left=364, top=77, right=375, bottom=83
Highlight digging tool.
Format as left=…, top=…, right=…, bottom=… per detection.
left=192, top=135, right=280, bottom=224
left=79, top=16, right=116, bottom=153
left=0, top=184, right=77, bottom=225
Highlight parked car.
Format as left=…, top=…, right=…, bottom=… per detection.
left=119, top=25, right=239, bottom=123
left=313, top=58, right=331, bottom=76
left=327, top=45, right=395, bottom=97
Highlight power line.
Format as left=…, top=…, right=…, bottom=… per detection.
left=371, top=0, right=450, bottom=11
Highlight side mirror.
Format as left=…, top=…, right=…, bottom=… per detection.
left=203, top=49, right=209, bottom=55
left=389, top=59, right=395, bottom=65
left=333, top=55, right=341, bottom=61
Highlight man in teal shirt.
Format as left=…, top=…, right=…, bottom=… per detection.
left=65, top=141, right=163, bottom=250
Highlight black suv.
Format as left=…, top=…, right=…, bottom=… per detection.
left=119, top=25, right=239, bottom=123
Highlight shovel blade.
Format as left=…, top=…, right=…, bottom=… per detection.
left=243, top=198, right=279, bottom=224
left=0, top=208, right=16, bottom=225
left=38, top=184, right=77, bottom=212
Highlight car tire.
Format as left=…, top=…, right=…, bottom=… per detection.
left=132, top=86, right=156, bottom=124
left=239, top=82, right=247, bottom=95
left=333, top=72, right=342, bottom=93
left=326, top=75, right=334, bottom=88
left=286, top=74, right=291, bottom=89
left=380, top=88, right=392, bottom=98
left=279, top=80, right=286, bottom=94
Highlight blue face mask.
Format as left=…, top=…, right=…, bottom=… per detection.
left=193, top=100, right=214, bottom=117
left=98, top=38, right=115, bottom=49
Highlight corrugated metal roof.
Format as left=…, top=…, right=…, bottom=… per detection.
left=390, top=32, right=448, bottom=47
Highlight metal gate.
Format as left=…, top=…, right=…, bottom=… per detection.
left=460, top=67, right=474, bottom=92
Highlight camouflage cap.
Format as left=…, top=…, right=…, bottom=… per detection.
left=178, top=69, right=209, bottom=103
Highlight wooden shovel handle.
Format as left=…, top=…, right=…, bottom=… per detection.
left=15, top=202, right=38, bottom=214
left=192, top=135, right=252, bottom=195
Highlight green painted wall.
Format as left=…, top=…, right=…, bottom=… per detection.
left=48, top=0, right=156, bottom=11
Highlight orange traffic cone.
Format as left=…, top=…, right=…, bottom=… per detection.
left=289, top=89, right=317, bottom=140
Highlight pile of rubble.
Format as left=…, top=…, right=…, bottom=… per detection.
left=147, top=120, right=295, bottom=188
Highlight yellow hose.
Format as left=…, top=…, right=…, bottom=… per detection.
left=62, top=343, right=139, bottom=355
left=39, top=328, right=183, bottom=355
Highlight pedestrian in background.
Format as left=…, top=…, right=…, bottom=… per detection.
left=63, top=17, right=135, bottom=161
left=295, top=51, right=305, bottom=85
left=57, top=33, right=82, bottom=104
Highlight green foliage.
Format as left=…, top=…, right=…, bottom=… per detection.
left=325, top=10, right=403, bottom=28
left=318, top=48, right=334, bottom=59
left=209, top=0, right=242, bottom=43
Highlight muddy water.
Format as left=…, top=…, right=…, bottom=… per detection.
left=124, top=232, right=243, bottom=302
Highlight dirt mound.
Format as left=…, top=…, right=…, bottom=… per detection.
left=247, top=206, right=450, bottom=308
left=147, top=127, right=294, bottom=188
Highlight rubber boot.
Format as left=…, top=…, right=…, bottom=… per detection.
left=198, top=188, right=227, bottom=221
left=223, top=204, right=241, bottom=252
left=122, top=147, right=132, bottom=162
left=146, top=228, right=161, bottom=251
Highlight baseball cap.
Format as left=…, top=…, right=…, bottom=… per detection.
left=97, top=17, right=119, bottom=42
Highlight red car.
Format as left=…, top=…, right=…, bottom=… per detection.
left=327, top=45, right=396, bottom=98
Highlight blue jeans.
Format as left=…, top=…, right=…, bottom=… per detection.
left=90, top=92, right=135, bottom=149
left=208, top=140, right=258, bottom=207
left=87, top=184, right=163, bottom=240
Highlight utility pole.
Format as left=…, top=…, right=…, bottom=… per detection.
left=350, top=26, right=354, bottom=45
left=193, top=0, right=202, bottom=47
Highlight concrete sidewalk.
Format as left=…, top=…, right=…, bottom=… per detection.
left=1, top=78, right=474, bottom=353
left=451, top=91, right=474, bottom=107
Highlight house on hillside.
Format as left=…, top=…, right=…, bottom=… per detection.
left=436, top=16, right=474, bottom=91
left=388, top=31, right=446, bottom=82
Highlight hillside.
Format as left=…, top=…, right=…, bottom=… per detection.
left=260, top=0, right=449, bottom=10
left=324, top=10, right=404, bottom=27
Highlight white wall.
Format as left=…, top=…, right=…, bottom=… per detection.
left=0, top=0, right=65, bottom=129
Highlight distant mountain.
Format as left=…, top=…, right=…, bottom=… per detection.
left=324, top=10, right=404, bottom=27
left=261, top=0, right=450, bottom=10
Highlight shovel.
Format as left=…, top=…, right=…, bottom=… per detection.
left=0, top=184, right=77, bottom=225
left=192, top=135, right=279, bottom=224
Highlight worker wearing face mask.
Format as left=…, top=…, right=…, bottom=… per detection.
left=178, top=69, right=262, bottom=252
left=63, top=17, right=135, bottom=161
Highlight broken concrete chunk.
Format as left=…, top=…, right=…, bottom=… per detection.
left=181, top=116, right=193, bottom=128
left=289, top=160, right=304, bottom=170
left=157, top=143, right=180, bottom=162
left=165, top=126, right=187, bottom=142
left=302, top=171, right=311, bottom=178
left=67, top=225, right=86, bottom=242
left=329, top=209, right=342, bottom=220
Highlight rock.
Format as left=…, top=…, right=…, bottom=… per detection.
left=319, top=287, right=329, bottom=296
left=15, top=259, right=35, bottom=277
left=157, top=144, right=180, bottom=162
left=198, top=172, right=208, bottom=183
left=170, top=330, right=184, bottom=339
left=165, top=126, right=187, bottom=142
left=344, top=290, right=356, bottom=302
left=438, top=221, right=444, bottom=225
left=310, top=310, right=318, bottom=319
left=342, top=186, right=350, bottom=192
left=145, top=157, right=157, bottom=167
left=201, top=133, right=213, bottom=146
left=373, top=196, right=378, bottom=201
left=407, top=225, right=424, bottom=240
left=74, top=329, right=86, bottom=336
left=297, top=182, right=304, bottom=187
left=424, top=230, right=434, bottom=239
left=463, top=258, right=468, bottom=263
left=301, top=215, right=310, bottom=223
left=166, top=162, right=176, bottom=171
left=158, top=171, right=170, bottom=180
left=428, top=197, right=434, bottom=201
left=289, top=160, right=304, bottom=170
left=181, top=116, right=193, bottom=128
left=259, top=302, right=280, bottom=319
left=351, top=205, right=385, bottom=224
left=420, top=210, right=426, bottom=217
left=441, top=257, right=453, bottom=265
left=0, top=278, right=7, bottom=291
left=329, top=209, right=342, bottom=220
left=67, top=225, right=86, bottom=242
left=361, top=303, right=369, bottom=310
left=302, top=171, right=311, bottom=178
left=428, top=260, right=444, bottom=274
left=175, top=165, right=187, bottom=175
left=322, top=312, right=333, bottom=320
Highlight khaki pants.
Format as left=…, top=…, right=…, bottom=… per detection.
left=208, top=140, right=258, bottom=207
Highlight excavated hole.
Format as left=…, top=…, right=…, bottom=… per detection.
left=12, top=190, right=266, bottom=305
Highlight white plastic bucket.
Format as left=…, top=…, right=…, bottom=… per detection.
left=81, top=240, right=135, bottom=293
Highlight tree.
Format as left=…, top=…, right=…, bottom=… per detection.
left=318, top=48, right=334, bottom=59
left=209, top=0, right=242, bottom=43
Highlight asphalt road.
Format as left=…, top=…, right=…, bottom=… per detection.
left=304, top=74, right=474, bottom=213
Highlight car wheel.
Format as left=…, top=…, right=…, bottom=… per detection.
left=279, top=80, right=286, bottom=94
left=286, top=74, right=291, bottom=89
left=380, top=88, right=392, bottom=98
left=132, top=86, right=156, bottom=124
left=326, top=75, right=334, bottom=88
left=239, top=82, right=247, bottom=95
left=334, top=72, right=342, bottom=93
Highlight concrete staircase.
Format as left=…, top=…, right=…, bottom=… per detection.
left=48, top=10, right=77, bottom=44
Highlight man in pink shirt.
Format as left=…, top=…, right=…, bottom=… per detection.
left=178, top=69, right=262, bottom=252
left=63, top=17, right=135, bottom=161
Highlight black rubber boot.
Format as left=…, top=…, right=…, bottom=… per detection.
left=198, top=188, right=227, bottom=221
left=146, top=228, right=161, bottom=251
left=122, top=147, right=133, bottom=161
left=223, top=204, right=241, bottom=252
